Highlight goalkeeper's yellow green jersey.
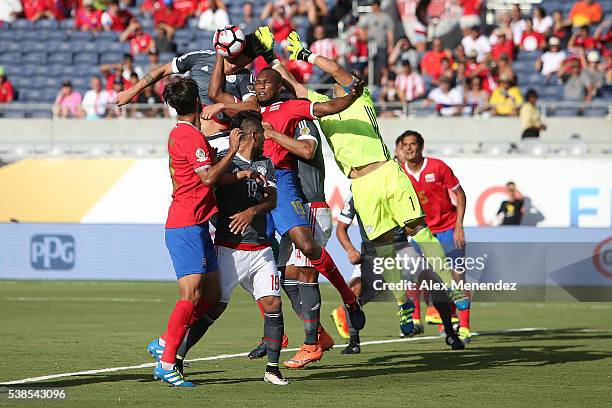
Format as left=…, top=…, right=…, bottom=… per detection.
left=307, top=88, right=392, bottom=176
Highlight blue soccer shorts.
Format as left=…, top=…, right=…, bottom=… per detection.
left=165, top=221, right=219, bottom=279
left=411, top=227, right=465, bottom=262
left=269, top=169, right=309, bottom=236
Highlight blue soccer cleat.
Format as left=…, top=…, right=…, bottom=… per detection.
left=153, top=363, right=194, bottom=387
left=448, top=289, right=470, bottom=311
left=147, top=338, right=164, bottom=362
left=397, top=300, right=415, bottom=336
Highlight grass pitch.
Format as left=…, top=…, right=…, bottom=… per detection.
left=1, top=281, right=611, bottom=407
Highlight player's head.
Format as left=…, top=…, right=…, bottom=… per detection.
left=163, top=77, right=201, bottom=116
left=231, top=110, right=265, bottom=157
left=397, top=130, right=424, bottom=162
left=225, top=53, right=253, bottom=74
left=255, top=68, right=283, bottom=105
left=505, top=181, right=517, bottom=198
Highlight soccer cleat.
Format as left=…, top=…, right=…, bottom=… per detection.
left=458, top=327, right=472, bottom=343
left=345, top=299, right=366, bottom=331
left=249, top=338, right=267, bottom=359
left=452, top=314, right=459, bottom=324
left=397, top=300, right=415, bottom=336
left=411, top=319, right=425, bottom=336
left=175, top=357, right=184, bottom=374
left=153, top=363, right=194, bottom=387
left=147, top=338, right=164, bottom=362
left=425, top=306, right=442, bottom=325
left=281, top=333, right=289, bottom=349
left=330, top=306, right=350, bottom=339
left=448, top=289, right=470, bottom=311
left=264, top=365, right=289, bottom=385
left=341, top=338, right=361, bottom=354
left=318, top=327, right=335, bottom=352
left=283, top=344, right=323, bottom=369
left=445, top=334, right=465, bottom=350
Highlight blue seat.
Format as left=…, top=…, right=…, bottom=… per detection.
left=0, top=52, right=21, bottom=64
left=70, top=77, right=89, bottom=89
left=141, top=17, right=154, bottom=30
left=0, top=42, right=21, bottom=53
left=21, top=89, right=44, bottom=102
left=2, top=110, right=26, bottom=118
left=44, top=77, right=64, bottom=89
left=47, top=64, right=66, bottom=78
left=540, top=86, right=564, bottom=100
left=69, top=31, right=94, bottom=41
left=11, top=19, right=34, bottom=30
left=22, top=41, right=48, bottom=53
left=512, top=60, right=534, bottom=73
left=97, top=41, right=125, bottom=53
left=13, top=30, right=40, bottom=41
left=133, top=53, right=149, bottom=65
left=47, top=31, right=69, bottom=41
left=100, top=52, right=124, bottom=64
left=4, top=65, right=22, bottom=77
left=29, top=109, right=54, bottom=118
left=74, top=64, right=101, bottom=77
left=29, top=77, right=48, bottom=89
left=60, top=19, right=76, bottom=30
left=74, top=52, right=99, bottom=65
left=47, top=41, right=73, bottom=53
left=174, top=29, right=194, bottom=42
left=584, top=107, right=608, bottom=117
left=21, top=52, right=47, bottom=64
left=10, top=77, right=32, bottom=89
left=33, top=19, right=59, bottom=30
left=95, top=31, right=120, bottom=41
left=48, top=52, right=73, bottom=64
left=159, top=52, right=176, bottom=61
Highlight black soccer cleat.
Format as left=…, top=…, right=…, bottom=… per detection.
left=345, top=299, right=366, bottom=331
left=249, top=338, right=267, bottom=359
left=445, top=334, right=465, bottom=350
left=341, top=340, right=361, bottom=355
left=175, top=357, right=188, bottom=374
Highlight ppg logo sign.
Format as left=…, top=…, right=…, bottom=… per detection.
left=30, top=235, right=75, bottom=270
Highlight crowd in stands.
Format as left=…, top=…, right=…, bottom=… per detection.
left=0, top=0, right=610, bottom=120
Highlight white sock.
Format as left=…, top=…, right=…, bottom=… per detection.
left=161, top=361, right=174, bottom=371
left=158, top=337, right=165, bottom=347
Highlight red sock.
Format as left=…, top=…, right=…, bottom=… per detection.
left=450, top=302, right=457, bottom=316
left=256, top=299, right=265, bottom=319
left=311, top=248, right=356, bottom=304
left=160, top=300, right=195, bottom=365
left=406, top=287, right=421, bottom=320
left=459, top=308, right=470, bottom=328
left=189, top=297, right=212, bottom=325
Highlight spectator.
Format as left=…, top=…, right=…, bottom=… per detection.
left=120, top=20, right=154, bottom=55
left=22, top=0, right=56, bottom=21
left=264, top=3, right=294, bottom=44
left=421, top=38, right=453, bottom=78
left=489, top=74, right=523, bottom=116
left=310, top=25, right=338, bottom=60
left=568, top=0, right=603, bottom=28
left=491, top=29, right=515, bottom=61
left=496, top=182, right=524, bottom=226
left=519, top=20, right=545, bottom=52
left=389, top=37, right=419, bottom=71
left=359, top=0, right=394, bottom=85
left=509, top=4, right=526, bottom=45
left=395, top=60, right=425, bottom=103
left=238, top=2, right=262, bottom=34
left=198, top=0, right=230, bottom=31
left=75, top=0, right=102, bottom=31
left=153, top=26, right=176, bottom=53
left=454, top=43, right=467, bottom=64
left=101, top=0, right=134, bottom=32
left=81, top=75, right=111, bottom=119
left=569, top=25, right=598, bottom=51
left=461, top=25, right=491, bottom=62
left=494, top=54, right=515, bottom=86
left=532, top=6, right=553, bottom=35
left=0, top=66, right=14, bottom=103
left=536, top=37, right=566, bottom=81
left=53, top=80, right=83, bottom=118
left=582, top=51, right=605, bottom=97
left=379, top=71, right=400, bottom=104
left=464, top=76, right=489, bottom=115
left=520, top=89, right=546, bottom=138
left=425, top=76, right=463, bottom=116
left=346, top=24, right=368, bottom=78
left=154, top=0, right=186, bottom=35
left=134, top=85, right=165, bottom=117
left=302, top=0, right=328, bottom=31
left=106, top=76, right=124, bottom=117
left=100, top=54, right=143, bottom=89
left=0, top=0, right=22, bottom=24
left=551, top=10, right=571, bottom=47
left=459, top=0, right=482, bottom=30
left=433, top=56, right=456, bottom=85
left=173, top=0, right=198, bottom=22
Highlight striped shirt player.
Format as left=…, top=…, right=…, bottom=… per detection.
left=310, top=39, right=338, bottom=60
left=395, top=72, right=426, bottom=102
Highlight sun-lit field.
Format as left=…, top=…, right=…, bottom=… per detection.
left=0, top=281, right=611, bottom=407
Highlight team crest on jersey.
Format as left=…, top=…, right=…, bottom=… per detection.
left=226, top=74, right=236, bottom=83
left=195, top=148, right=208, bottom=162
left=299, top=126, right=311, bottom=136
left=257, top=166, right=267, bottom=176
left=425, top=173, right=436, bottom=183
left=247, top=84, right=255, bottom=93
left=365, top=225, right=374, bottom=234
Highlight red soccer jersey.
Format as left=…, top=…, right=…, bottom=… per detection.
left=130, top=32, right=153, bottom=54
left=260, top=99, right=316, bottom=169
left=75, top=8, right=103, bottom=31
left=166, top=121, right=218, bottom=228
left=402, top=157, right=460, bottom=233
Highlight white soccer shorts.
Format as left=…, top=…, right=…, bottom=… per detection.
left=217, top=246, right=281, bottom=302
left=277, top=202, right=333, bottom=268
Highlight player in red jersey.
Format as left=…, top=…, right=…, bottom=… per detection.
left=396, top=130, right=471, bottom=341
left=145, top=78, right=263, bottom=387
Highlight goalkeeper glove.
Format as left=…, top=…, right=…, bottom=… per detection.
left=254, top=26, right=277, bottom=64
left=287, top=31, right=312, bottom=62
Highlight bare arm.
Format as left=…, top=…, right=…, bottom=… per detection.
left=312, top=54, right=354, bottom=87
left=228, top=186, right=277, bottom=234
left=262, top=122, right=316, bottom=160
left=198, top=129, right=242, bottom=187
left=116, top=62, right=174, bottom=106
left=272, top=63, right=308, bottom=98
left=336, top=221, right=361, bottom=264
left=312, top=77, right=364, bottom=117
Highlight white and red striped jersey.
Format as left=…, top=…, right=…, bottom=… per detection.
left=395, top=72, right=426, bottom=102
left=310, top=38, right=338, bottom=60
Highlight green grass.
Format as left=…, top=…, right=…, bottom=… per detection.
left=1, top=281, right=611, bottom=407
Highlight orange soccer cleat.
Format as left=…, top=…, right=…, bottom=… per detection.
left=283, top=344, right=323, bottom=369
left=282, top=333, right=289, bottom=349
left=317, top=326, right=335, bottom=351
left=330, top=305, right=350, bottom=339
left=425, top=305, right=442, bottom=325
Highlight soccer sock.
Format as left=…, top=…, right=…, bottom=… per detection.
left=264, top=311, right=284, bottom=365
left=298, top=281, right=321, bottom=344
left=407, top=287, right=421, bottom=320
left=310, top=248, right=356, bottom=305
left=189, top=297, right=212, bottom=325
left=459, top=308, right=471, bottom=329
left=375, top=243, right=407, bottom=305
left=281, top=278, right=303, bottom=318
left=411, top=227, right=453, bottom=284
left=429, top=289, right=454, bottom=336
left=344, top=304, right=359, bottom=337
left=176, top=312, right=215, bottom=359
left=160, top=300, right=195, bottom=365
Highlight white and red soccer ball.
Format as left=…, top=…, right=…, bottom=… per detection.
left=213, top=25, right=246, bottom=57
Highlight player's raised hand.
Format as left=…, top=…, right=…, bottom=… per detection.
left=115, top=90, right=133, bottom=107
left=286, top=31, right=311, bottom=61
left=201, top=103, right=225, bottom=120
left=349, top=76, right=365, bottom=99
left=347, top=248, right=362, bottom=265
left=228, top=128, right=244, bottom=153
left=250, top=26, right=276, bottom=64
left=229, top=208, right=256, bottom=234
left=261, top=122, right=276, bottom=140
left=239, top=170, right=268, bottom=186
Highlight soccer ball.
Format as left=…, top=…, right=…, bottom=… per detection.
left=213, top=25, right=246, bottom=57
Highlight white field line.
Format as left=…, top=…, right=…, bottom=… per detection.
left=0, top=327, right=553, bottom=386
left=3, top=297, right=163, bottom=303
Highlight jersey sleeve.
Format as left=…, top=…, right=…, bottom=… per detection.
left=236, top=71, right=255, bottom=101
left=287, top=99, right=316, bottom=121
left=172, top=51, right=200, bottom=74
left=264, top=158, right=277, bottom=188
left=307, top=88, right=330, bottom=103
left=178, top=131, right=214, bottom=173
left=294, top=120, right=320, bottom=146
left=337, top=193, right=356, bottom=225
left=439, top=160, right=460, bottom=190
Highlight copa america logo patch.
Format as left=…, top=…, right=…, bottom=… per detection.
left=195, top=148, right=208, bottom=162
left=300, top=126, right=311, bottom=136
left=257, top=166, right=267, bottom=176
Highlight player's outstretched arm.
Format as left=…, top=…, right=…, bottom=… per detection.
left=286, top=31, right=353, bottom=88
left=198, top=128, right=243, bottom=187
left=262, top=122, right=316, bottom=160
left=116, top=62, right=173, bottom=106
left=336, top=220, right=361, bottom=265
left=229, top=187, right=277, bottom=234
left=312, top=77, right=365, bottom=117
left=453, top=186, right=467, bottom=249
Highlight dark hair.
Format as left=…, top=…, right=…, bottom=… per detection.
left=526, top=89, right=538, bottom=100
left=258, top=67, right=282, bottom=82
left=231, top=110, right=264, bottom=133
left=163, top=78, right=200, bottom=115
left=534, top=5, right=546, bottom=17
left=396, top=130, right=424, bottom=147
left=123, top=53, right=133, bottom=61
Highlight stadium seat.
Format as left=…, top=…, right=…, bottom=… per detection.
left=74, top=65, right=101, bottom=78
left=512, top=60, right=534, bottom=73
left=0, top=42, right=21, bottom=53
left=48, top=52, right=73, bottom=64
left=21, top=41, right=48, bottom=53
left=69, top=31, right=94, bottom=42
left=100, top=52, right=124, bottom=64
left=47, top=40, right=72, bottom=53
left=42, top=89, right=59, bottom=102
left=28, top=109, right=54, bottom=118
left=47, top=30, right=69, bottom=41
left=159, top=52, right=176, bottom=61
left=141, top=17, right=154, bottom=30
left=59, top=19, right=76, bottom=30
left=21, top=52, right=47, bottom=64
left=540, top=86, right=564, bottom=100
left=584, top=107, right=609, bottom=117
left=70, top=77, right=88, bottom=89
left=33, top=19, right=58, bottom=30
left=174, top=29, right=194, bottom=42
left=0, top=52, right=21, bottom=64
left=21, top=89, right=44, bottom=102
left=97, top=41, right=128, bottom=54
left=96, top=31, right=120, bottom=41
left=11, top=19, right=33, bottom=30
left=1, top=110, right=26, bottom=118
left=73, top=52, right=99, bottom=65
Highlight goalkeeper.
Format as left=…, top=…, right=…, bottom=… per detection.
left=254, top=28, right=469, bottom=339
